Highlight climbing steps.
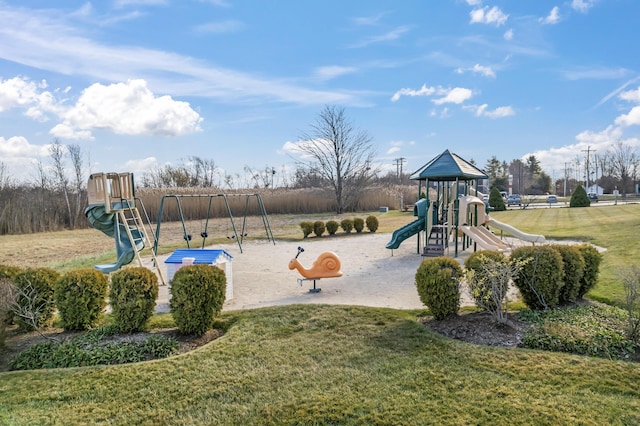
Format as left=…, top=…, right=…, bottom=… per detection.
left=423, top=225, right=448, bottom=257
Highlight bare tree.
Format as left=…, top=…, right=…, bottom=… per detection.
left=0, top=279, right=58, bottom=341
left=0, top=161, right=13, bottom=190
left=188, top=156, right=218, bottom=187
left=466, top=255, right=524, bottom=324
left=607, top=141, right=638, bottom=196
left=49, top=139, right=74, bottom=227
left=622, top=266, right=640, bottom=342
left=297, top=105, right=377, bottom=214
left=67, top=144, right=86, bottom=223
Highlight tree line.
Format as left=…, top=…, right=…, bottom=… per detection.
left=482, top=141, right=639, bottom=196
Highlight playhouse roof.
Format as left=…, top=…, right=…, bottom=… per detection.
left=409, top=149, right=488, bottom=181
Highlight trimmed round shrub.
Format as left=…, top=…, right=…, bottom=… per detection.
left=366, top=215, right=379, bottom=232
left=0, top=264, right=22, bottom=325
left=511, top=246, right=564, bottom=310
left=415, top=257, right=462, bottom=320
left=0, top=278, right=15, bottom=348
left=551, top=245, right=585, bottom=304
left=575, top=244, right=603, bottom=298
left=353, top=218, right=365, bottom=233
left=0, top=264, right=22, bottom=280
left=170, top=264, right=226, bottom=335
left=109, top=267, right=159, bottom=332
left=299, top=222, right=314, bottom=238
left=13, top=267, right=60, bottom=330
left=570, top=185, right=590, bottom=208
left=326, top=220, right=340, bottom=235
left=313, top=221, right=325, bottom=237
left=464, top=250, right=508, bottom=310
left=54, top=269, right=108, bottom=331
left=340, top=218, right=354, bottom=233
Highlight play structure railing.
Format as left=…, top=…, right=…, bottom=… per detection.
left=87, top=172, right=136, bottom=212
left=153, top=193, right=275, bottom=254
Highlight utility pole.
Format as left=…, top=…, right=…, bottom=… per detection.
left=393, top=157, right=406, bottom=181
left=564, top=162, right=569, bottom=197
left=581, top=146, right=595, bottom=191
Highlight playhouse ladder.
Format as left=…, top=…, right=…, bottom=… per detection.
left=119, top=200, right=166, bottom=286
left=423, top=225, right=447, bottom=257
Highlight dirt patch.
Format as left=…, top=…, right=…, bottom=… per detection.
left=422, top=311, right=533, bottom=347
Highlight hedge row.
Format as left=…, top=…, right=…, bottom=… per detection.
left=415, top=244, right=603, bottom=319
left=1, top=261, right=227, bottom=348
left=300, top=216, right=379, bottom=238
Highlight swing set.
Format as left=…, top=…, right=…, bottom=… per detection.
left=152, top=193, right=275, bottom=254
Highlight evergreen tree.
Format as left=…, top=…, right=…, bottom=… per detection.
left=570, top=184, right=590, bottom=207
left=489, top=187, right=506, bottom=211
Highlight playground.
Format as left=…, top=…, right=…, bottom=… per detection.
left=83, top=151, right=550, bottom=313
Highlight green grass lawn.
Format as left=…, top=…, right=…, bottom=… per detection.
left=491, top=203, right=640, bottom=305
left=2, top=204, right=640, bottom=424
left=2, top=305, right=640, bottom=425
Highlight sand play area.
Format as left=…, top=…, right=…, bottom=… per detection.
left=150, top=232, right=494, bottom=313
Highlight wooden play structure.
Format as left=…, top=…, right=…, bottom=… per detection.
left=85, top=172, right=165, bottom=284
left=288, top=246, right=343, bottom=293
left=85, top=173, right=277, bottom=283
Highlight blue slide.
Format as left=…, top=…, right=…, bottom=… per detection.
left=85, top=205, right=145, bottom=273
left=386, top=219, right=424, bottom=250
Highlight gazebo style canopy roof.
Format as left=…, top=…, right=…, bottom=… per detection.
left=409, top=149, right=488, bottom=181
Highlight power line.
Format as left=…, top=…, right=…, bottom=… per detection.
left=581, top=146, right=596, bottom=190
left=393, top=157, right=406, bottom=180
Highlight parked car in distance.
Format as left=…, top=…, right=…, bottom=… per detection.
left=588, top=192, right=599, bottom=202
left=546, top=195, right=558, bottom=203
left=507, top=194, right=521, bottom=206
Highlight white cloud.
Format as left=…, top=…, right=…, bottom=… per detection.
left=52, top=79, right=203, bottom=140
left=114, top=0, right=167, bottom=8
left=470, top=104, right=515, bottom=118
left=465, top=0, right=482, bottom=5
left=0, top=5, right=359, bottom=106
left=392, top=85, right=473, bottom=106
left=504, top=29, right=514, bottom=40
left=0, top=136, right=50, bottom=159
left=120, top=156, right=159, bottom=175
left=0, top=77, right=47, bottom=112
left=615, top=107, right=640, bottom=127
left=194, top=20, right=244, bottom=34
left=386, top=140, right=406, bottom=155
left=433, top=88, right=473, bottom=105
left=391, top=84, right=437, bottom=102
left=278, top=140, right=324, bottom=161
left=386, top=146, right=401, bottom=155
left=540, top=7, right=561, bottom=24
left=470, top=6, right=508, bottom=27
left=528, top=125, right=623, bottom=174
left=572, top=0, right=597, bottom=13
left=619, top=87, right=640, bottom=103
left=353, top=13, right=386, bottom=26
left=456, top=64, right=496, bottom=78
left=314, top=66, right=358, bottom=81
left=0, top=136, right=52, bottom=181
left=348, top=26, right=411, bottom=48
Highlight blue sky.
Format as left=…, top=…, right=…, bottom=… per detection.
left=1, top=0, right=640, bottom=187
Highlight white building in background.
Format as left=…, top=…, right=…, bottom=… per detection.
left=587, top=184, right=604, bottom=195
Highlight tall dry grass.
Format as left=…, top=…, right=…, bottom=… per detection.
left=137, top=185, right=419, bottom=223
left=0, top=184, right=419, bottom=235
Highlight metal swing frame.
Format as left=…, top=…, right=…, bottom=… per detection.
left=153, top=193, right=275, bottom=254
